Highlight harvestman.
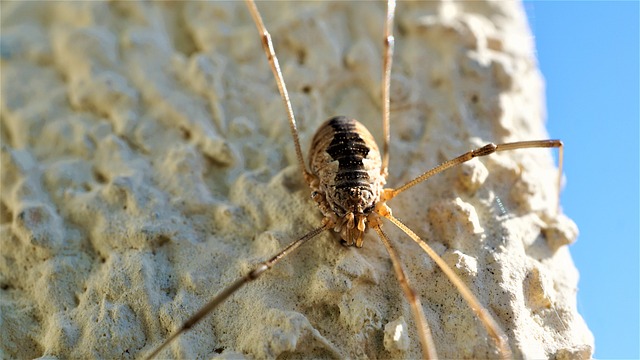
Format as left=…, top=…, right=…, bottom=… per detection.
left=146, top=1, right=563, bottom=358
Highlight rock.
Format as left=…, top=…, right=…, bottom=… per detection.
left=0, top=1, right=593, bottom=359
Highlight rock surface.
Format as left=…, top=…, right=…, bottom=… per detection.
left=0, top=1, right=593, bottom=359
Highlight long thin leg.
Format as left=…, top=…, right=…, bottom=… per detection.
left=373, top=224, right=438, bottom=360
left=245, top=0, right=311, bottom=184
left=381, top=0, right=396, bottom=177
left=144, top=224, right=328, bottom=360
left=378, top=209, right=512, bottom=360
left=385, top=140, right=564, bottom=212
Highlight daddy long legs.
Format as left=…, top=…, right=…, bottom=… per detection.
left=145, top=1, right=568, bottom=359
left=0, top=1, right=594, bottom=359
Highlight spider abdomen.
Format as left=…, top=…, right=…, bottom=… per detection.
left=308, top=116, right=386, bottom=246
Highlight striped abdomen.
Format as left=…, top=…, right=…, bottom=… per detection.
left=308, top=116, right=385, bottom=220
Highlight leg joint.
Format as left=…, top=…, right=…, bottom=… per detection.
left=473, top=143, right=497, bottom=157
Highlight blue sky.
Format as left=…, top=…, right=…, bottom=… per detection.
left=524, top=2, right=639, bottom=358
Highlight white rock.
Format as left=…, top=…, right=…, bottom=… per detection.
left=0, top=1, right=593, bottom=359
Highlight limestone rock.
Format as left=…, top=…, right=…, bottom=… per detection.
left=0, top=1, right=593, bottom=359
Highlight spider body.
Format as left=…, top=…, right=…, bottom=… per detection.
left=309, top=116, right=385, bottom=247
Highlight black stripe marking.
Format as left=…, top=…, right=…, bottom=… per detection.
left=326, top=116, right=370, bottom=187
left=334, top=170, right=369, bottom=182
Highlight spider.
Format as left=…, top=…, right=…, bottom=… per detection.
left=0, top=1, right=589, bottom=359
left=145, top=1, right=567, bottom=359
